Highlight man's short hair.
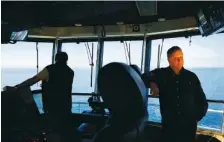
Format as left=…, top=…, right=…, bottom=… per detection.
left=55, top=52, right=68, bottom=63
left=167, top=46, right=182, bottom=58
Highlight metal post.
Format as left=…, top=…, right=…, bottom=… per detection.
left=140, top=37, right=146, bottom=72
left=94, top=38, right=104, bottom=94
left=143, top=38, right=152, bottom=101
left=144, top=38, right=152, bottom=73
left=52, top=39, right=62, bottom=64
left=52, top=42, right=56, bottom=64
left=57, top=40, right=62, bottom=52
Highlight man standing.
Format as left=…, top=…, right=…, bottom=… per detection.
left=142, top=46, right=208, bottom=142
left=14, top=52, right=80, bottom=142
left=15, top=52, right=74, bottom=115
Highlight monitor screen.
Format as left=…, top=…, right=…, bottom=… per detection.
left=196, top=6, right=224, bottom=36
left=10, top=30, right=28, bottom=41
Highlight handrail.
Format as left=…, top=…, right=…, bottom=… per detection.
left=71, top=93, right=95, bottom=96
left=32, top=89, right=42, bottom=94
left=31, top=89, right=224, bottom=104
left=31, top=90, right=93, bottom=96
left=207, top=99, right=224, bottom=104
left=148, top=95, right=224, bottom=104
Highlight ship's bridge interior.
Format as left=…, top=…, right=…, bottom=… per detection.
left=1, top=1, right=224, bottom=142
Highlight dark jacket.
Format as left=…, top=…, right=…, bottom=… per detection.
left=142, top=67, right=208, bottom=123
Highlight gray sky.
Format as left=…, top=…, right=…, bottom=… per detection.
left=1, top=33, right=224, bottom=69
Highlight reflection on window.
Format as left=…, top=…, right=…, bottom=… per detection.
left=103, top=41, right=143, bottom=68
left=62, top=42, right=97, bottom=93
left=148, top=33, right=224, bottom=131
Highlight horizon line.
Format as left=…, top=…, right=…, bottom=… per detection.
left=1, top=66, right=224, bottom=69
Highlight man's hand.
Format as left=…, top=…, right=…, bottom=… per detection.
left=149, top=82, right=159, bottom=96
left=3, top=86, right=18, bottom=91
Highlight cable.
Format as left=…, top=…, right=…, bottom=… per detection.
left=36, top=42, right=39, bottom=86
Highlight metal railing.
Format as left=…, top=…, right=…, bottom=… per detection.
left=31, top=90, right=224, bottom=135
left=72, top=102, right=91, bottom=113
left=71, top=101, right=224, bottom=135
left=199, top=108, right=224, bottom=133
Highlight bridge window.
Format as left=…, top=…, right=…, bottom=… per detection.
left=1, top=42, right=53, bottom=113
left=1, top=42, right=53, bottom=90
left=103, top=41, right=143, bottom=68
left=62, top=42, right=97, bottom=93
left=148, top=33, right=224, bottom=132
left=61, top=42, right=97, bottom=113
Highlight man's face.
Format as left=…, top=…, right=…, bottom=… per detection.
left=168, top=49, right=184, bottom=70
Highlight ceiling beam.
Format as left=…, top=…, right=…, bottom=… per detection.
left=28, top=16, right=197, bottom=38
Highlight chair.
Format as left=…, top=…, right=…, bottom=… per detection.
left=92, top=62, right=148, bottom=142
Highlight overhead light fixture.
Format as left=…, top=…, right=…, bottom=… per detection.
left=116, top=22, right=124, bottom=25
left=75, top=24, right=82, bottom=27
left=158, top=18, right=166, bottom=22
